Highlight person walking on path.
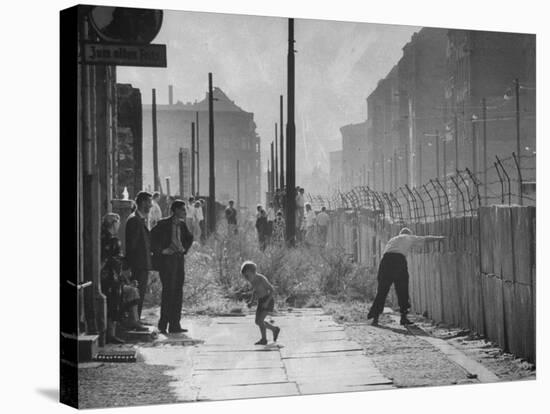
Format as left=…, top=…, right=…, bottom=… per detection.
left=125, top=191, right=153, bottom=320
left=316, top=206, right=330, bottom=246
left=241, top=261, right=280, bottom=345
left=225, top=200, right=238, bottom=235
left=151, top=200, right=194, bottom=334
left=367, top=227, right=445, bottom=326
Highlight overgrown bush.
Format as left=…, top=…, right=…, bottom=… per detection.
left=145, top=218, right=385, bottom=312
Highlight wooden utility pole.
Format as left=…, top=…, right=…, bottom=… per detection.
left=443, top=134, right=447, bottom=185
left=165, top=177, right=171, bottom=196
left=274, top=123, right=279, bottom=190
left=191, top=122, right=195, bottom=196
left=482, top=97, right=487, bottom=204
left=372, top=158, right=376, bottom=190
left=208, top=73, right=215, bottom=234
left=152, top=88, right=159, bottom=191
left=178, top=148, right=184, bottom=197
left=435, top=130, right=440, bottom=181
left=472, top=119, right=477, bottom=176
left=280, top=95, right=285, bottom=188
left=196, top=111, right=200, bottom=196
left=381, top=152, right=385, bottom=192
left=271, top=141, right=275, bottom=199
left=236, top=160, right=241, bottom=209
left=515, top=78, right=522, bottom=204
left=285, top=18, right=296, bottom=245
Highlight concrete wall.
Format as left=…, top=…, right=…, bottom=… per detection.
left=327, top=205, right=535, bottom=362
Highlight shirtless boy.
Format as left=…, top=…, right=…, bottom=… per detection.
left=240, top=261, right=281, bottom=345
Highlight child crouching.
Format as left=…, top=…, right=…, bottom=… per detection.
left=240, top=261, right=280, bottom=345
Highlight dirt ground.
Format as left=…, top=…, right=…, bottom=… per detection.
left=325, top=301, right=535, bottom=387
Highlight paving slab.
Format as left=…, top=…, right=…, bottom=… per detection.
left=156, top=309, right=393, bottom=401
left=198, top=382, right=300, bottom=401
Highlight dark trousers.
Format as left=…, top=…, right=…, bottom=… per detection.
left=158, top=254, right=186, bottom=331
left=130, top=268, right=149, bottom=319
left=368, top=253, right=411, bottom=318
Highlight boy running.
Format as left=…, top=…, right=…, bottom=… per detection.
left=241, top=261, right=281, bottom=345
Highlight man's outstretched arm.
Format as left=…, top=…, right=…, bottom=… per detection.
left=421, top=235, right=445, bottom=242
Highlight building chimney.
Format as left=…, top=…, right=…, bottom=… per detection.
left=168, top=85, right=174, bottom=105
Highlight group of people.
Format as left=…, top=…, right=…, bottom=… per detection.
left=251, top=188, right=331, bottom=249
left=150, top=192, right=207, bottom=244
left=100, top=191, right=195, bottom=344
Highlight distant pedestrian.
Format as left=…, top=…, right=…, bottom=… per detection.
left=295, top=187, right=305, bottom=241
left=225, top=200, right=238, bottom=235
left=125, top=191, right=153, bottom=320
left=151, top=200, right=194, bottom=334
left=192, top=201, right=202, bottom=241
left=367, top=228, right=445, bottom=326
left=241, top=261, right=280, bottom=345
left=302, top=203, right=316, bottom=246
left=316, top=206, right=330, bottom=246
left=199, top=199, right=206, bottom=243
left=186, top=197, right=195, bottom=230
left=266, top=202, right=275, bottom=241
left=149, top=192, right=162, bottom=230
left=255, top=207, right=268, bottom=251
left=272, top=210, right=285, bottom=246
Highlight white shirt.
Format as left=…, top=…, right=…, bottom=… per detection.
left=149, top=201, right=162, bottom=229
left=316, top=212, right=330, bottom=227
left=304, top=210, right=316, bottom=228
left=195, top=205, right=204, bottom=221
left=193, top=205, right=203, bottom=221
left=186, top=205, right=195, bottom=220
left=266, top=207, right=275, bottom=221
left=296, top=194, right=305, bottom=208
left=382, top=234, right=426, bottom=255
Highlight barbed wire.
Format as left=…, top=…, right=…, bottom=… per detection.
left=308, top=152, right=535, bottom=222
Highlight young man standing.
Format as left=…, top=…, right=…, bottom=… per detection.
left=367, top=228, right=445, bottom=326
left=125, top=191, right=153, bottom=319
left=151, top=200, right=194, bottom=334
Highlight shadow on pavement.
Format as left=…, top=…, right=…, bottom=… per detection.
left=36, top=388, right=58, bottom=402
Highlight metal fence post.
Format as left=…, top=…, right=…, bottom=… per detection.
left=495, top=156, right=511, bottom=205
left=423, top=184, right=437, bottom=222
left=512, top=152, right=523, bottom=205
left=413, top=187, right=427, bottom=223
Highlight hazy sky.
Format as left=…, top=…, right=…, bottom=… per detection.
left=117, top=10, right=419, bottom=179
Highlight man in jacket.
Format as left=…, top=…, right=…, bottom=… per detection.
left=125, top=191, right=153, bottom=319
left=151, top=200, right=194, bottom=334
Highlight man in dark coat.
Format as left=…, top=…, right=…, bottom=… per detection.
left=125, top=191, right=153, bottom=319
left=151, top=200, right=194, bottom=334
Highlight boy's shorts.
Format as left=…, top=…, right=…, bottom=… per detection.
left=256, top=295, right=275, bottom=318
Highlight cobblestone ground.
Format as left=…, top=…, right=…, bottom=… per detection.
left=78, top=361, right=178, bottom=409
